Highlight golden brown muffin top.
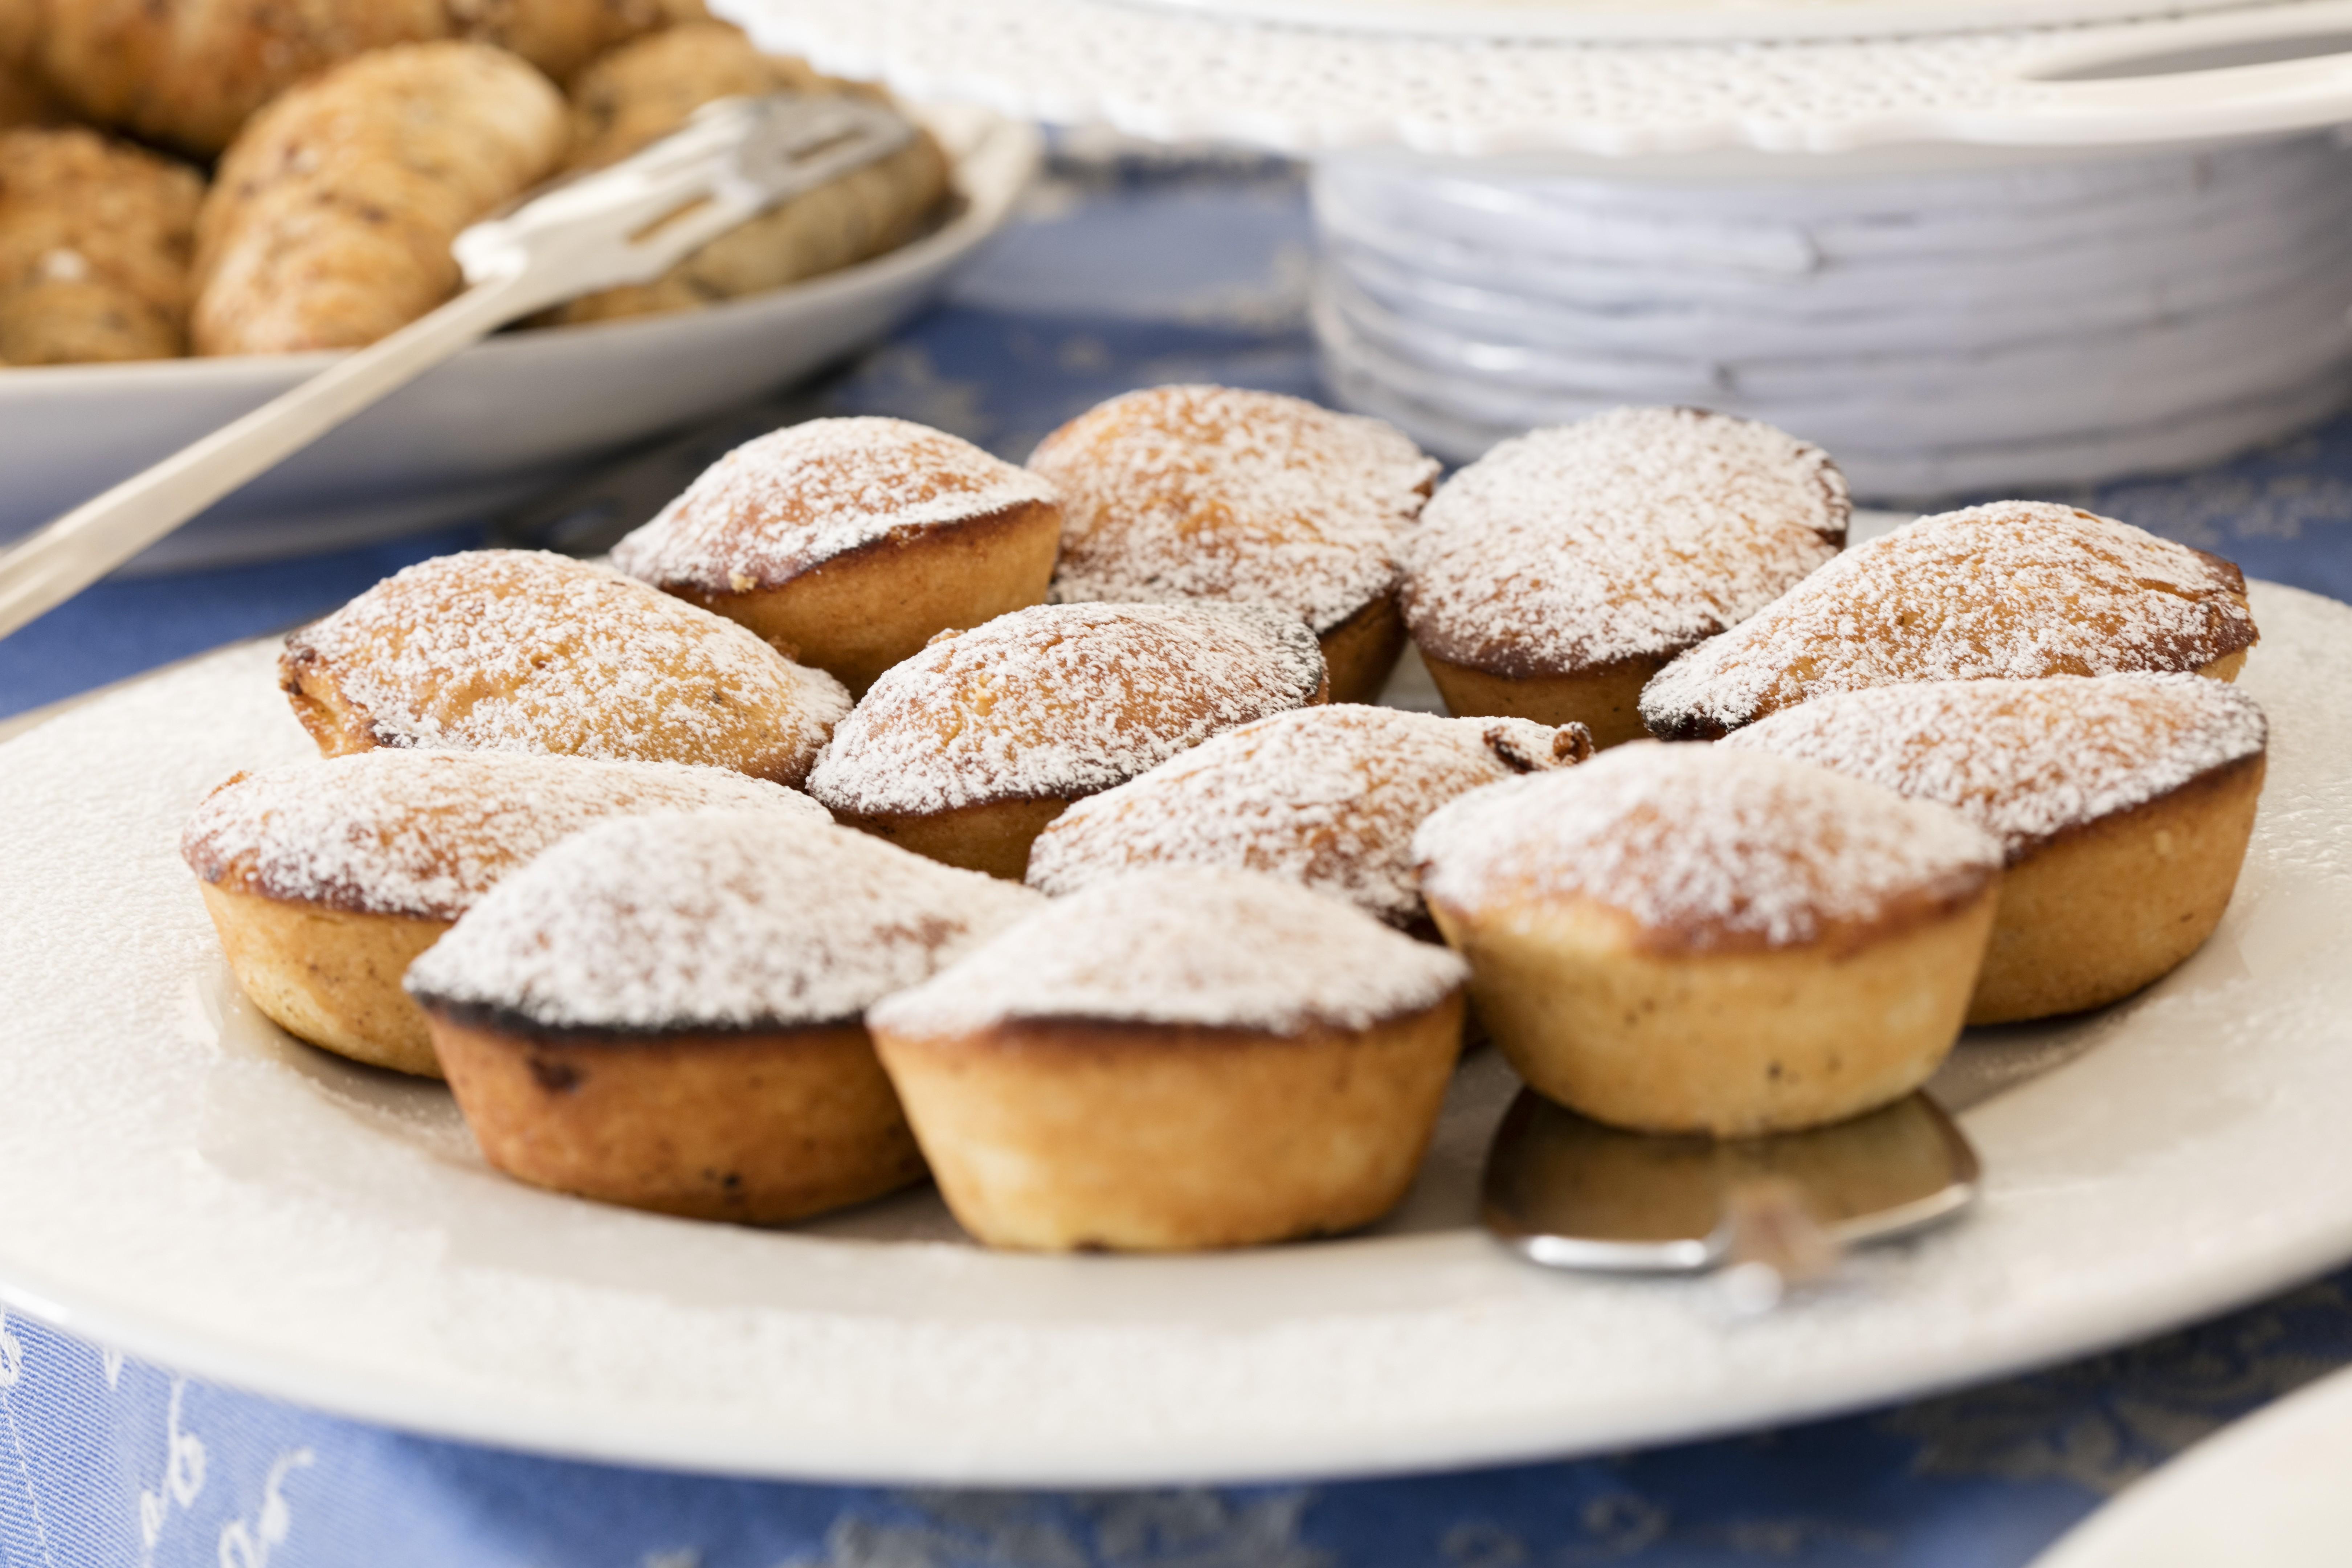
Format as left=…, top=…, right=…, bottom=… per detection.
left=564, top=17, right=822, bottom=171
left=1723, top=673, right=2268, bottom=863
left=612, top=417, right=1060, bottom=594
left=870, top=867, right=1467, bottom=1038
left=1401, top=407, right=1848, bottom=679
left=1029, top=384, right=1439, bottom=634
left=1413, top=743, right=2001, bottom=957
left=404, top=808, right=1041, bottom=1035
left=1026, top=704, right=1590, bottom=925
left=182, top=750, right=828, bottom=920
left=0, top=126, right=204, bottom=309
left=281, top=549, right=852, bottom=784
left=1641, top=501, right=2259, bottom=740
left=806, top=601, right=1327, bottom=815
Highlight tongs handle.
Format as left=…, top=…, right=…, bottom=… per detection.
left=0, top=276, right=528, bottom=641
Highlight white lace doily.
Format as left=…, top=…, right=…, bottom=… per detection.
left=719, top=0, right=2352, bottom=158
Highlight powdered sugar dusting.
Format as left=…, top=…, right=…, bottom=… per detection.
left=405, top=810, right=1042, bottom=1033
left=1401, top=408, right=1848, bottom=678
left=1031, top=385, right=1438, bottom=634
left=807, top=602, right=1327, bottom=815
left=1414, top=744, right=2000, bottom=952
left=612, top=418, right=1062, bottom=593
left=1641, top=502, right=2259, bottom=740
left=1725, top=674, right=2268, bottom=862
left=181, top=751, right=830, bottom=921
left=870, top=867, right=1467, bottom=1036
left=1026, top=705, right=1589, bottom=925
left=286, top=550, right=853, bottom=780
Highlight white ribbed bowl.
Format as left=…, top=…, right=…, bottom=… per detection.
left=1315, top=132, right=2352, bottom=497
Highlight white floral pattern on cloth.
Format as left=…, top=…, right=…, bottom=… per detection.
left=0, top=1279, right=2345, bottom=1565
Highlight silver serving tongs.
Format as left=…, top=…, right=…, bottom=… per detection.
left=0, top=92, right=915, bottom=641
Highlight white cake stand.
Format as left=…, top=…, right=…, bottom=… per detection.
left=719, top=0, right=2352, bottom=493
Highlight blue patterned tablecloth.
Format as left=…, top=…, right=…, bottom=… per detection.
left=3, top=153, right=2351, bottom=1568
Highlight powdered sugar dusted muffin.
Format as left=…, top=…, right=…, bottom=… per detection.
left=184, top=750, right=829, bottom=1076
left=406, top=809, right=1041, bottom=1224
left=1026, top=704, right=1592, bottom=928
left=1727, top=674, right=2267, bottom=1024
left=1028, top=385, right=1438, bottom=704
left=1641, top=502, right=2259, bottom=741
left=869, top=867, right=1469, bottom=1251
left=612, top=418, right=1063, bottom=695
left=807, top=601, right=1329, bottom=879
left=281, top=550, right=853, bottom=784
left=1414, top=744, right=2002, bottom=1135
left=1401, top=408, right=1847, bottom=748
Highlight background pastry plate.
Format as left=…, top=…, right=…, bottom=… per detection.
left=0, top=106, right=1037, bottom=574
left=0, top=570, right=2344, bottom=1485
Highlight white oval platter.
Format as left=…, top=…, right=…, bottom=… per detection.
left=0, top=109, right=1038, bottom=573
left=2032, top=1359, right=2352, bottom=1567
left=722, top=0, right=2352, bottom=162
left=0, top=578, right=2345, bottom=1482
left=1113, top=0, right=2282, bottom=43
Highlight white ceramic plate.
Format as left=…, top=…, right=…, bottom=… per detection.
left=0, top=581, right=2347, bottom=1485
left=0, top=109, right=1038, bottom=573
left=2032, top=1360, right=2352, bottom=1567
left=1110, top=0, right=2281, bottom=43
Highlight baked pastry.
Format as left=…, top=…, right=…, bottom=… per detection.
left=32, top=0, right=695, bottom=155
left=192, top=42, right=567, bottom=356
left=806, top=601, right=1328, bottom=879
left=1641, top=501, right=2260, bottom=741
left=612, top=417, right=1061, bottom=694
left=183, top=750, right=829, bottom=1075
left=1400, top=407, right=1848, bottom=749
left=279, top=549, right=853, bottom=784
left=1027, top=703, right=1591, bottom=930
left=1026, top=385, right=1439, bottom=705
left=868, top=867, right=1469, bottom=1251
left=1725, top=673, right=2267, bottom=1024
left=0, top=127, right=203, bottom=364
left=0, top=2, right=55, bottom=132
left=461, top=0, right=709, bottom=87
left=406, top=808, right=1040, bottom=1223
left=1413, top=743, right=2002, bottom=1136
left=543, top=21, right=951, bottom=326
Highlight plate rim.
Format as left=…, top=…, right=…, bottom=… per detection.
left=1100, top=0, right=2288, bottom=44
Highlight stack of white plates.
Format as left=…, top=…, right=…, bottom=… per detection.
left=1314, top=132, right=2352, bottom=499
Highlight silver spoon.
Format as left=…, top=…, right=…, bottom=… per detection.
left=1481, top=1088, right=1980, bottom=1295
left=0, top=91, right=915, bottom=641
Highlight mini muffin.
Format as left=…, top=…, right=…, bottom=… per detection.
left=806, top=601, right=1328, bottom=879
left=868, top=867, right=1469, bottom=1251
left=1413, top=744, right=2003, bottom=1136
left=406, top=809, right=1041, bottom=1224
left=1027, top=385, right=1439, bottom=704
left=1400, top=408, right=1847, bottom=750
left=1641, top=501, right=2259, bottom=741
left=612, top=418, right=1062, bottom=694
left=1726, top=673, right=2267, bottom=1024
left=1027, top=704, right=1591, bottom=930
left=280, top=550, right=853, bottom=785
left=182, top=750, right=829, bottom=1076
